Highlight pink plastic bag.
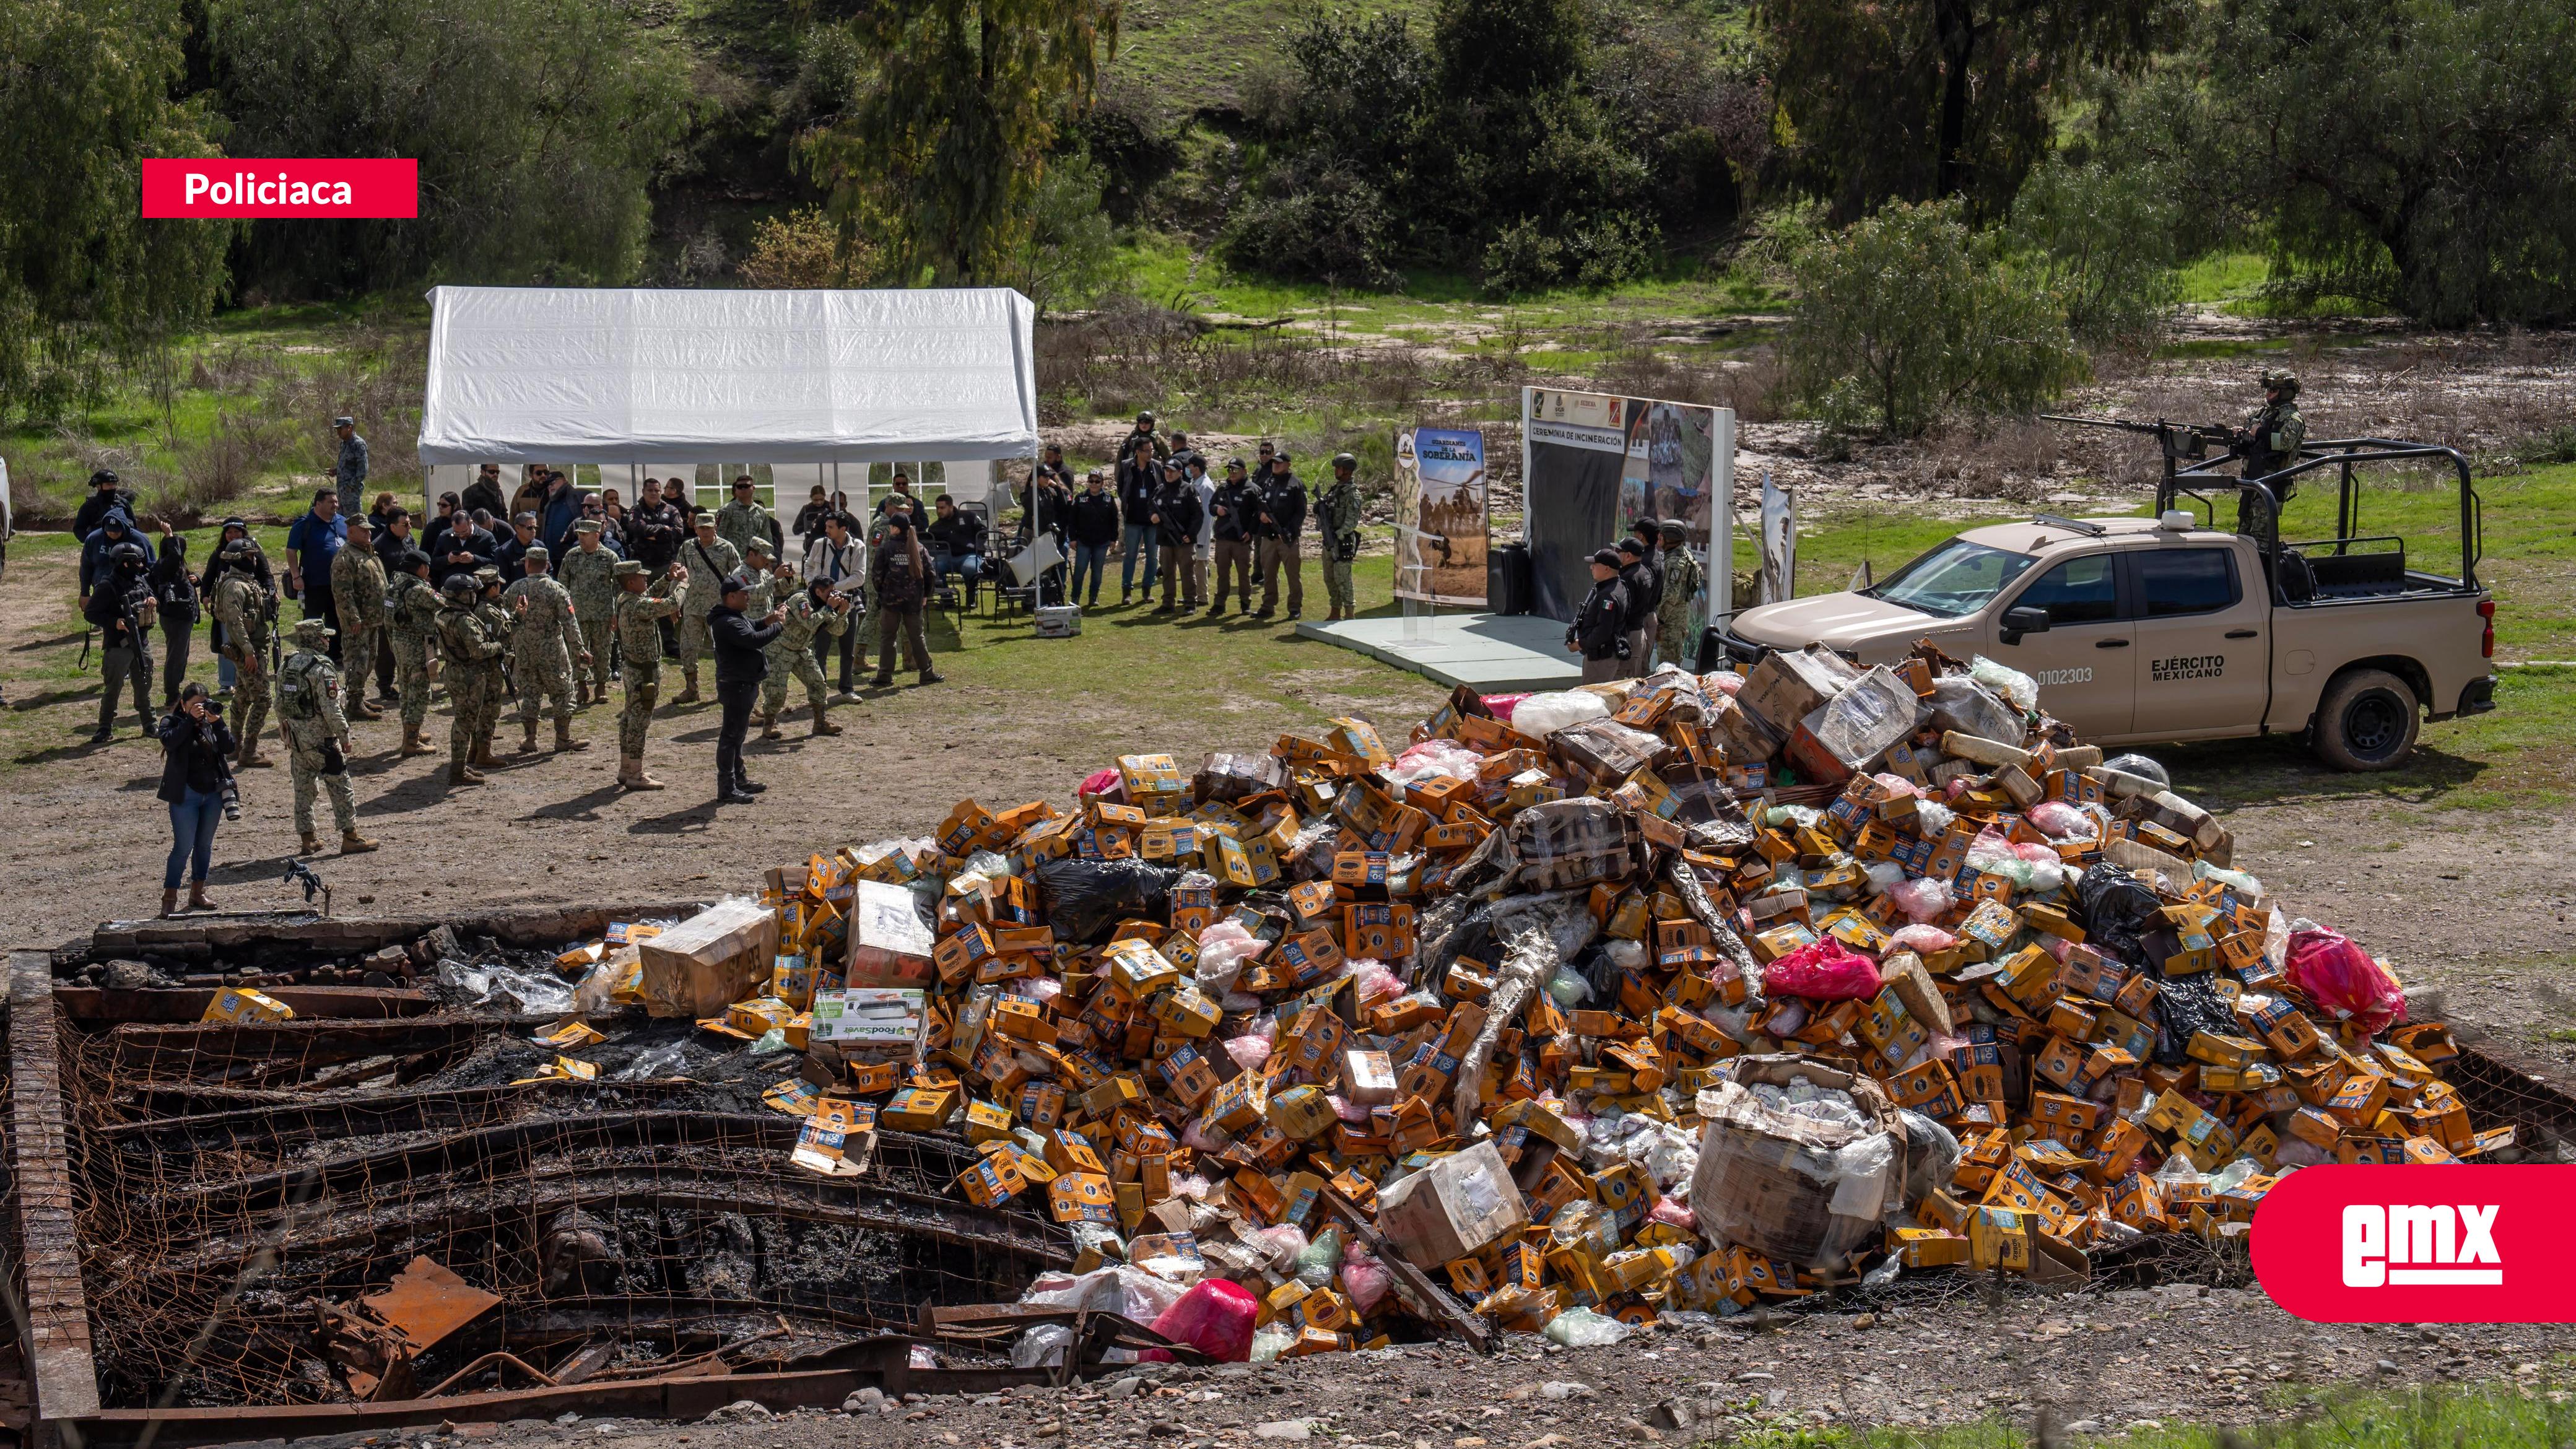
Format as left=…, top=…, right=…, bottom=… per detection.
left=1763, top=938, right=1882, bottom=1001
left=1144, top=1278, right=1259, bottom=1363
left=1078, top=767, right=1123, bottom=801
left=1341, top=1248, right=1393, bottom=1316
left=1889, top=923, right=1957, bottom=954
left=2286, top=928, right=2406, bottom=1035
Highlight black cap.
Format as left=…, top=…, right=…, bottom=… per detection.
left=1630, top=516, right=1660, bottom=534
left=1590, top=548, right=1624, bottom=568
left=401, top=548, right=432, bottom=571
left=723, top=571, right=757, bottom=596
left=1614, top=537, right=1647, bottom=557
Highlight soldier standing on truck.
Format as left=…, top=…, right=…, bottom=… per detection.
left=2235, top=370, right=2307, bottom=534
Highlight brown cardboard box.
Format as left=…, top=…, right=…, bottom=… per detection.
left=1373, top=1140, right=1529, bottom=1266
left=638, top=898, right=779, bottom=1019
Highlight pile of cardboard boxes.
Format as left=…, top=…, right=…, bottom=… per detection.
left=535, top=642, right=2497, bottom=1353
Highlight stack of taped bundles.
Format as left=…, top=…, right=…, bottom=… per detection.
left=713, top=641, right=2491, bottom=1354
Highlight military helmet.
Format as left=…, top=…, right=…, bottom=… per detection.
left=400, top=548, right=432, bottom=572
left=110, top=541, right=147, bottom=565
left=89, top=469, right=120, bottom=488
left=1658, top=518, right=1687, bottom=539
left=290, top=618, right=334, bottom=645
left=1331, top=451, right=1357, bottom=472
left=2261, top=368, right=2300, bottom=398
left=219, top=537, right=255, bottom=561
left=440, top=573, right=479, bottom=600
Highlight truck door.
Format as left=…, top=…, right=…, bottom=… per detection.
left=1990, top=550, right=2134, bottom=738
left=2126, top=543, right=2269, bottom=739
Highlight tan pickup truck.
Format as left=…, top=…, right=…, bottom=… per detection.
left=1708, top=441, right=2496, bottom=770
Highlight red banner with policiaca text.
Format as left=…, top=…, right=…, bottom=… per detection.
left=2250, top=1164, right=2576, bottom=1323
left=142, top=159, right=418, bottom=219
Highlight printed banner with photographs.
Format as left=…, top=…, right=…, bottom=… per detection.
left=1521, top=387, right=1730, bottom=625
left=1393, top=425, right=1490, bottom=605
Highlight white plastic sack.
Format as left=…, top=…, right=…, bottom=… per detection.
left=1509, top=690, right=1612, bottom=738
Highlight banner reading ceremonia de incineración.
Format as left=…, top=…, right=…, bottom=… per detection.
left=142, top=160, right=419, bottom=218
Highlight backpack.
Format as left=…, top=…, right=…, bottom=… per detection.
left=277, top=656, right=328, bottom=722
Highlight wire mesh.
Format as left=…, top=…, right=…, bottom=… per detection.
left=59, top=1011, right=1067, bottom=1410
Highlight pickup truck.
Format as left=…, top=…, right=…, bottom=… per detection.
left=1705, top=436, right=2497, bottom=770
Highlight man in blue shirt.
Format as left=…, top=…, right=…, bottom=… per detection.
left=284, top=489, right=349, bottom=663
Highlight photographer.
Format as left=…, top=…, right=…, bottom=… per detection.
left=87, top=541, right=157, bottom=742
left=156, top=682, right=236, bottom=916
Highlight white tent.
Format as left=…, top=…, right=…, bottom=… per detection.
left=416, top=286, right=1042, bottom=467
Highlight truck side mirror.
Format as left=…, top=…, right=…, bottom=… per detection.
left=1999, top=606, right=2051, bottom=644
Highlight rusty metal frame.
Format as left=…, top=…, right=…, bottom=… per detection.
left=10, top=950, right=101, bottom=1421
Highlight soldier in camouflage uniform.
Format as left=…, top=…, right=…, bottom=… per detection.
left=503, top=545, right=590, bottom=754
left=611, top=559, right=686, bottom=790
left=275, top=617, right=378, bottom=856
left=1652, top=518, right=1703, bottom=669
left=715, top=476, right=772, bottom=559
left=329, top=515, right=389, bottom=721
left=386, top=549, right=441, bottom=755
left=1315, top=453, right=1364, bottom=622
left=671, top=512, right=739, bottom=705
left=207, top=541, right=276, bottom=770
left=2235, top=368, right=2308, bottom=536
left=435, top=573, right=505, bottom=786
left=557, top=519, right=620, bottom=706
left=760, top=573, right=855, bottom=739
left=469, top=567, right=515, bottom=765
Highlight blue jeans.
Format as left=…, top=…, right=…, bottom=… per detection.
left=1120, top=524, right=1159, bottom=595
left=1070, top=542, right=1110, bottom=603
left=931, top=550, right=984, bottom=602
left=165, top=786, right=222, bottom=889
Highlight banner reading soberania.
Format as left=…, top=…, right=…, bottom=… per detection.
left=1521, top=387, right=1730, bottom=626
left=1394, top=426, right=1489, bottom=606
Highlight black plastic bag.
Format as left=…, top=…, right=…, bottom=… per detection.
left=1035, top=857, right=1181, bottom=944
left=2074, top=862, right=2162, bottom=970
left=2150, top=970, right=2237, bottom=1065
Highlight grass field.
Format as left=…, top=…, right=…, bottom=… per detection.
left=1705, top=1379, right=2576, bottom=1448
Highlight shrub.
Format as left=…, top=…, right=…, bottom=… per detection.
left=2008, top=156, right=2182, bottom=352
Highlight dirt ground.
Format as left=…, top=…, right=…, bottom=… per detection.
left=265, top=1294, right=2574, bottom=1449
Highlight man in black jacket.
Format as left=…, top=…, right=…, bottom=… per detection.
left=925, top=495, right=989, bottom=607
left=1149, top=461, right=1203, bottom=614
left=434, top=511, right=498, bottom=586
left=1065, top=471, right=1122, bottom=607
left=1206, top=459, right=1259, bottom=617
left=1253, top=451, right=1307, bottom=620
left=1566, top=549, right=1632, bottom=684
left=460, top=464, right=508, bottom=521
left=708, top=572, right=785, bottom=804
left=74, top=470, right=136, bottom=542
left=88, top=541, right=158, bottom=741
left=1115, top=437, right=1162, bottom=603
left=1613, top=537, right=1657, bottom=677
left=149, top=528, right=199, bottom=707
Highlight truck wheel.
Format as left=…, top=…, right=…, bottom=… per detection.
left=2312, top=668, right=2419, bottom=771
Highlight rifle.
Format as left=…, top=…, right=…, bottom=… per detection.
left=2041, top=415, right=2240, bottom=463
left=265, top=590, right=283, bottom=676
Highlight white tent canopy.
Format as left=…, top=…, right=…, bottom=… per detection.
left=416, top=285, right=1042, bottom=466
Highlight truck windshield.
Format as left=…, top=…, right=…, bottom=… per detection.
left=1866, top=539, right=2039, bottom=617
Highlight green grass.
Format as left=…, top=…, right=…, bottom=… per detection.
left=1695, top=1379, right=2576, bottom=1448
left=1105, top=0, right=1431, bottom=111
left=2176, top=251, right=2272, bottom=307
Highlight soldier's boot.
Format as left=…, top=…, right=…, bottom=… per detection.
left=573, top=682, right=591, bottom=709
left=811, top=703, right=842, bottom=737
left=471, top=736, right=502, bottom=768
left=450, top=762, right=486, bottom=787
left=355, top=697, right=385, bottom=720
left=518, top=718, right=542, bottom=754
left=554, top=719, right=589, bottom=752
left=399, top=724, right=433, bottom=757
left=299, top=832, right=323, bottom=857
left=340, top=829, right=378, bottom=854
left=237, top=745, right=274, bottom=770
left=759, top=710, right=783, bottom=741
left=670, top=667, right=701, bottom=705
left=619, top=755, right=666, bottom=791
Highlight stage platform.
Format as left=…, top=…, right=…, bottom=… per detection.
left=1295, top=611, right=1582, bottom=692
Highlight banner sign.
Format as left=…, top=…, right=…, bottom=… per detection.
left=143, top=159, right=419, bottom=219
left=1394, top=426, right=1490, bottom=606
left=1522, top=388, right=1731, bottom=629
left=2252, top=1164, right=2576, bottom=1322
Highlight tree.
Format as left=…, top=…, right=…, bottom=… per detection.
left=796, top=0, right=1120, bottom=285
left=737, top=209, right=880, bottom=289
left=2007, top=155, right=2183, bottom=351
left=2204, top=0, right=2576, bottom=326
left=0, top=0, right=230, bottom=422
left=204, top=0, right=692, bottom=297
left=1759, top=0, right=2159, bottom=220
left=1785, top=200, right=2084, bottom=438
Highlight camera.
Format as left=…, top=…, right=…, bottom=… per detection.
left=220, top=775, right=243, bottom=823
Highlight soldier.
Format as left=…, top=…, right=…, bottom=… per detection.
left=558, top=519, right=620, bottom=706
left=469, top=567, right=515, bottom=765
left=330, top=515, right=389, bottom=721
left=1315, top=452, right=1364, bottom=623
left=207, top=541, right=277, bottom=768
left=2235, top=368, right=2308, bottom=533
left=611, top=559, right=687, bottom=790
left=671, top=511, right=740, bottom=705
left=331, top=416, right=368, bottom=520
left=435, top=573, right=503, bottom=786
left=716, top=475, right=772, bottom=559
left=85, top=540, right=157, bottom=742
left=504, top=546, right=589, bottom=754
left=275, top=618, right=378, bottom=856
left=739, top=539, right=783, bottom=616
left=760, top=574, right=855, bottom=739
left=1653, top=518, right=1703, bottom=669
left=386, top=549, right=440, bottom=755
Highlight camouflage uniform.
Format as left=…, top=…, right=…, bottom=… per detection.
left=1655, top=542, right=1704, bottom=669
left=612, top=564, right=682, bottom=778
left=674, top=534, right=740, bottom=694
left=760, top=589, right=851, bottom=729
left=437, top=592, right=506, bottom=775
left=716, top=497, right=772, bottom=559
left=557, top=536, right=620, bottom=700
left=329, top=539, right=389, bottom=712
left=2237, top=372, right=2308, bottom=534
left=386, top=571, right=441, bottom=731
left=470, top=572, right=515, bottom=754
left=275, top=624, right=365, bottom=846
left=1313, top=474, right=1363, bottom=619
left=504, top=564, right=581, bottom=737
left=209, top=570, right=274, bottom=762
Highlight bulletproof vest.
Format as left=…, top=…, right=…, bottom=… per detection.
left=278, top=655, right=329, bottom=721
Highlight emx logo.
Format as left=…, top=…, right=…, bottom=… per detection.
left=2341, top=1203, right=2500, bottom=1286
left=2254, top=1165, right=2574, bottom=1321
